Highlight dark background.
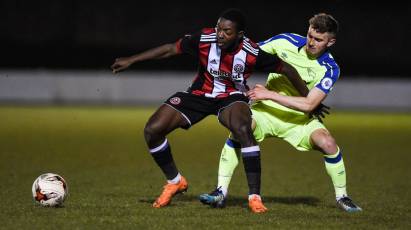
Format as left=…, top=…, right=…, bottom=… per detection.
left=1, top=0, right=410, bottom=77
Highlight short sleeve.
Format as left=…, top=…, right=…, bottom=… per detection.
left=176, top=32, right=201, bottom=57
left=258, top=39, right=278, bottom=55
left=315, top=53, right=340, bottom=94
left=315, top=67, right=340, bottom=94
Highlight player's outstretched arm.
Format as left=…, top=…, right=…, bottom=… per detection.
left=247, top=84, right=326, bottom=113
left=111, top=42, right=179, bottom=73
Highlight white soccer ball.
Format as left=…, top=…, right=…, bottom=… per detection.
left=32, top=173, right=68, bottom=207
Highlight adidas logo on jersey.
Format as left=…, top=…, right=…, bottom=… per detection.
left=210, top=59, right=218, bottom=64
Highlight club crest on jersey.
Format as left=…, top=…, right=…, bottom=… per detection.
left=234, top=64, right=244, bottom=73
left=169, top=97, right=181, bottom=105
left=321, top=77, right=333, bottom=90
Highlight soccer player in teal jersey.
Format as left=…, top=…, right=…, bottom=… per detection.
left=200, top=13, right=362, bottom=212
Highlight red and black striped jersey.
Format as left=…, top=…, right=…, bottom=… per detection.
left=176, top=28, right=283, bottom=98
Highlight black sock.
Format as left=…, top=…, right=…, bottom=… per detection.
left=241, top=146, right=261, bottom=195
left=150, top=139, right=178, bottom=180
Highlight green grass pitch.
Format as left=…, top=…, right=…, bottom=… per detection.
left=0, top=106, right=410, bottom=229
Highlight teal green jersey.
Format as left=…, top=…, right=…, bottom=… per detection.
left=254, top=33, right=340, bottom=116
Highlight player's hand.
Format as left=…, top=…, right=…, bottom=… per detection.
left=111, top=57, right=132, bottom=74
left=310, top=103, right=330, bottom=123
left=247, top=84, right=273, bottom=101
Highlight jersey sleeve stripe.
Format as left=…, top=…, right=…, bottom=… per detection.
left=315, top=52, right=340, bottom=94
left=243, top=40, right=259, bottom=56
left=243, top=42, right=259, bottom=53
left=243, top=46, right=259, bottom=56
left=258, top=33, right=306, bottom=47
left=201, top=35, right=216, bottom=38
left=200, top=38, right=217, bottom=42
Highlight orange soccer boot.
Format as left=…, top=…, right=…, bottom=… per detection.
left=248, top=194, right=268, bottom=213
left=152, top=176, right=188, bottom=208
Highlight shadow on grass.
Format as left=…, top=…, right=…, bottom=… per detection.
left=138, top=194, right=320, bottom=207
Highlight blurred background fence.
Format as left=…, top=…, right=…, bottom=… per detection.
left=1, top=70, right=410, bottom=110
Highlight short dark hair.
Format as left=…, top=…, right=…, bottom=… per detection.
left=309, top=13, right=339, bottom=37
left=219, top=8, right=246, bottom=31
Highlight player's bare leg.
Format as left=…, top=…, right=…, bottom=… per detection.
left=311, top=128, right=362, bottom=212
left=144, top=104, right=189, bottom=208
left=218, top=102, right=267, bottom=213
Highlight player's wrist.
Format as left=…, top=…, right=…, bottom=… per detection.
left=268, top=91, right=278, bottom=101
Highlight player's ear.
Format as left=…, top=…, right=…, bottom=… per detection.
left=238, top=31, right=244, bottom=39
left=327, top=38, right=336, bottom=48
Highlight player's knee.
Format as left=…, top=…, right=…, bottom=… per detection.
left=144, top=122, right=162, bottom=143
left=231, top=122, right=249, bottom=135
left=321, top=135, right=338, bottom=155
left=231, top=123, right=253, bottom=144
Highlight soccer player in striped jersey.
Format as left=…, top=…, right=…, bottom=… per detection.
left=111, top=9, right=309, bottom=213
left=200, top=13, right=362, bottom=212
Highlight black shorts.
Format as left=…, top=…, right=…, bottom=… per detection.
left=164, top=92, right=250, bottom=129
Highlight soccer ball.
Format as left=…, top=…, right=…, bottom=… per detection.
left=32, top=173, right=68, bottom=207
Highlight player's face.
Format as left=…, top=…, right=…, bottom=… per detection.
left=305, top=26, right=336, bottom=57
left=216, top=18, right=243, bottom=50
